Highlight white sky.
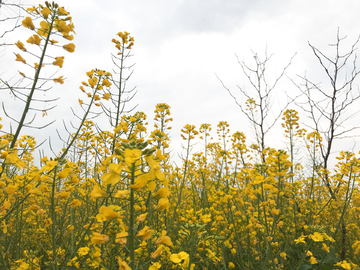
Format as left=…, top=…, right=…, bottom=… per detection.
left=1, top=0, right=360, bottom=167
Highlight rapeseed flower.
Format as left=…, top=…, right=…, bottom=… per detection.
left=90, top=185, right=107, bottom=199
left=124, top=148, right=142, bottom=165
left=170, top=251, right=189, bottom=264
left=53, top=56, right=65, bottom=68
left=54, top=76, right=64, bottom=84
left=97, top=205, right=120, bottom=220
left=137, top=226, right=153, bottom=240
left=26, top=34, right=42, bottom=45
left=77, top=247, right=89, bottom=256
left=309, top=232, right=323, bottom=242
left=22, top=17, right=35, bottom=30
left=155, top=230, right=173, bottom=246
left=103, top=163, right=125, bottom=185
left=63, top=43, right=75, bottom=52
left=41, top=7, right=51, bottom=19
left=91, top=232, right=109, bottom=244
left=15, top=41, right=27, bottom=52
left=15, top=54, right=26, bottom=64
left=115, top=231, right=128, bottom=245
left=116, top=257, right=131, bottom=270
left=149, top=262, right=161, bottom=270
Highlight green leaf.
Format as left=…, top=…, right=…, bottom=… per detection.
left=299, top=264, right=312, bottom=270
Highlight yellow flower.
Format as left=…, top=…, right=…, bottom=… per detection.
left=40, top=160, right=58, bottom=172
left=294, top=235, right=306, bottom=244
left=5, top=152, right=25, bottom=168
left=16, top=261, right=29, bottom=270
left=115, top=231, right=128, bottom=245
left=38, top=20, right=50, bottom=37
left=90, top=185, right=107, bottom=199
left=103, top=93, right=111, bottom=100
left=115, top=189, right=129, bottom=199
left=149, top=262, right=162, bottom=270
left=323, top=232, right=335, bottom=242
left=15, top=41, right=27, bottom=52
left=98, top=205, right=120, bottom=220
left=136, top=213, right=148, bottom=223
left=63, top=34, right=74, bottom=40
left=22, top=17, right=35, bottom=30
left=155, top=198, right=170, bottom=211
left=41, top=7, right=51, bottom=19
left=58, top=191, right=70, bottom=199
left=88, top=77, right=98, bottom=88
left=77, top=247, right=89, bottom=256
left=58, top=7, right=69, bottom=16
left=271, top=208, right=280, bottom=215
left=116, top=257, right=131, bottom=270
left=34, top=62, right=44, bottom=69
left=45, top=218, right=53, bottom=227
left=335, top=260, right=352, bottom=270
left=151, top=246, right=163, bottom=259
left=200, top=213, right=211, bottom=224
left=136, top=226, right=153, bottom=240
left=309, top=256, right=317, bottom=264
left=86, top=70, right=94, bottom=77
left=53, top=56, right=65, bottom=68
left=170, top=251, right=189, bottom=264
left=322, top=243, right=330, bottom=253
left=91, top=232, right=109, bottom=244
left=206, top=249, right=221, bottom=262
left=63, top=43, right=75, bottom=53
left=15, top=53, right=26, bottom=64
left=103, top=163, right=125, bottom=185
left=146, top=156, right=165, bottom=181
left=69, top=199, right=81, bottom=207
left=148, top=181, right=156, bottom=191
left=280, top=252, right=287, bottom=260
left=27, top=6, right=38, bottom=13
left=54, top=76, right=64, bottom=84
left=228, top=262, right=235, bottom=269
left=27, top=34, right=42, bottom=45
left=155, top=230, right=173, bottom=246
left=309, top=232, right=324, bottom=242
left=58, top=167, right=71, bottom=178
left=2, top=221, right=8, bottom=234
left=102, top=78, right=112, bottom=88
left=131, top=173, right=151, bottom=191
left=6, top=184, right=18, bottom=195
left=124, top=148, right=142, bottom=165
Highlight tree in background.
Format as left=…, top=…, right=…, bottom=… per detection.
left=217, top=49, right=295, bottom=162
left=295, top=30, right=360, bottom=260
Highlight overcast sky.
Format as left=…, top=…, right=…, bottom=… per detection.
left=1, top=0, right=360, bottom=166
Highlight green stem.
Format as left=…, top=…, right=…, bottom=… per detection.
left=168, top=135, right=191, bottom=230
left=129, top=163, right=136, bottom=269
left=50, top=167, right=58, bottom=270
left=10, top=14, right=55, bottom=149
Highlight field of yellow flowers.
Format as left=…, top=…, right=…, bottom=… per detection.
left=1, top=2, right=360, bottom=270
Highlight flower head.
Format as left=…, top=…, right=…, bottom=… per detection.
left=15, top=54, right=26, bottom=64
left=91, top=232, right=109, bottom=244
left=53, top=56, right=64, bottom=68
left=170, top=251, right=189, bottom=264
left=15, top=41, right=27, bottom=52
left=63, top=43, right=75, bottom=53
left=155, top=230, right=173, bottom=246
left=22, top=17, right=35, bottom=30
